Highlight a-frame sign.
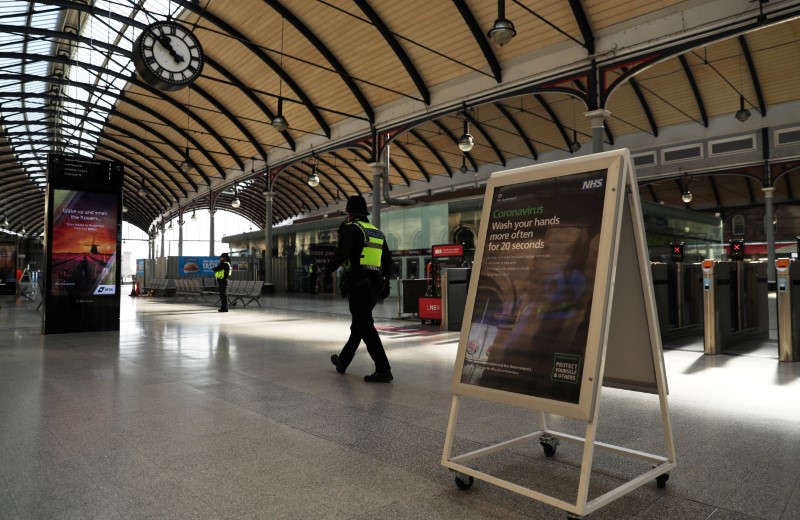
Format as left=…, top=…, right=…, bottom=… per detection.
left=441, top=149, right=676, bottom=517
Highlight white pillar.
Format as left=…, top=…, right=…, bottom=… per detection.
left=584, top=109, right=611, bottom=154
left=763, top=187, right=775, bottom=284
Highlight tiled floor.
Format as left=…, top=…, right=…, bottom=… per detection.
left=1, top=291, right=798, bottom=519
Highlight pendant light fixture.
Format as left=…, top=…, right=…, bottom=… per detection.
left=487, top=0, right=516, bottom=46
left=181, top=88, right=194, bottom=172
left=735, top=55, right=751, bottom=123
left=458, top=107, right=475, bottom=152
left=138, top=178, right=147, bottom=196
left=190, top=205, right=197, bottom=221
left=272, top=17, right=289, bottom=133
left=307, top=152, right=320, bottom=187
left=570, top=98, right=581, bottom=153
left=681, top=174, right=693, bottom=203
left=231, top=186, right=241, bottom=208
left=460, top=155, right=468, bottom=174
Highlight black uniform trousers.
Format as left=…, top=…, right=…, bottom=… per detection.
left=218, top=279, right=229, bottom=310
left=338, top=271, right=391, bottom=373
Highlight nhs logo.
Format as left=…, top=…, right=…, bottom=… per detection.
left=581, top=178, right=604, bottom=190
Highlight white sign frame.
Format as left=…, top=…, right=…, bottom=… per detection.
left=441, top=149, right=676, bottom=517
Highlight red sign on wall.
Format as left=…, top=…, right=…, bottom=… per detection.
left=432, top=244, right=464, bottom=258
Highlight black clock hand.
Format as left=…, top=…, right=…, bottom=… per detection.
left=158, top=35, right=185, bottom=64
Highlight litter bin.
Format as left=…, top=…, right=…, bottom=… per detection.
left=441, top=267, right=470, bottom=332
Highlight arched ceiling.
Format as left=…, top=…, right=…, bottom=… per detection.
left=2, top=0, right=800, bottom=239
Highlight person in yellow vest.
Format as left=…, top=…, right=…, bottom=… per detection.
left=324, top=195, right=393, bottom=382
left=308, top=258, right=318, bottom=295
left=213, top=253, right=231, bottom=312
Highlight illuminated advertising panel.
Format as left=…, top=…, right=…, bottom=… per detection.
left=50, top=189, right=118, bottom=297
left=0, top=242, right=16, bottom=295
left=44, top=154, right=123, bottom=334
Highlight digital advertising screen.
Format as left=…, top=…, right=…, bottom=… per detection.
left=459, top=169, right=608, bottom=405
left=44, top=153, right=123, bottom=334
left=49, top=189, right=118, bottom=297
left=0, top=242, right=16, bottom=282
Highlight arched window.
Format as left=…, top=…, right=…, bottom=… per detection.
left=731, top=215, right=745, bottom=237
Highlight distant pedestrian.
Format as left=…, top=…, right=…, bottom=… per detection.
left=308, top=258, right=318, bottom=295
left=325, top=195, right=393, bottom=382
left=213, top=253, right=231, bottom=312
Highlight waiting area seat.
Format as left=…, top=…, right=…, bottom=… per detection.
left=228, top=280, right=262, bottom=308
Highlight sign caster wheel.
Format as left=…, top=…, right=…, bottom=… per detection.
left=656, top=473, right=669, bottom=489
left=454, top=474, right=474, bottom=490
left=540, top=434, right=560, bottom=457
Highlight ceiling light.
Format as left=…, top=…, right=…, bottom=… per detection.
left=168, top=220, right=173, bottom=230
left=458, top=120, right=474, bottom=152
left=570, top=129, right=581, bottom=153
left=231, top=187, right=241, bottom=208
left=307, top=172, right=319, bottom=187
left=272, top=102, right=289, bottom=132
left=138, top=179, right=147, bottom=196
left=487, top=0, right=516, bottom=46
left=735, top=95, right=751, bottom=122
left=682, top=189, right=693, bottom=204
left=191, top=208, right=197, bottom=221
left=180, top=146, right=192, bottom=173
left=122, top=205, right=128, bottom=213
left=3, top=216, right=8, bottom=227
left=460, top=155, right=468, bottom=174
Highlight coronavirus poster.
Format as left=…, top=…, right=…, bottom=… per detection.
left=459, top=169, right=607, bottom=404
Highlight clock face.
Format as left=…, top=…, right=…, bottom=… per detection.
left=133, top=21, right=204, bottom=91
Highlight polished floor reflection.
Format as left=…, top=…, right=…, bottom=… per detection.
left=1, top=293, right=799, bottom=519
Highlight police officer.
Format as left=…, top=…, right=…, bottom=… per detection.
left=325, top=195, right=393, bottom=382
left=213, top=253, right=232, bottom=312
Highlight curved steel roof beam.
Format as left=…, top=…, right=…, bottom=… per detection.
left=329, top=150, right=371, bottom=187
left=621, top=69, right=658, bottom=137
left=567, top=0, right=595, bottom=55
left=177, top=0, right=332, bottom=137
left=204, top=55, right=295, bottom=152
left=462, top=110, right=505, bottom=166
left=494, top=102, right=537, bottom=160
left=391, top=139, right=431, bottom=182
left=452, top=0, right=501, bottom=82
left=5, top=124, right=178, bottom=205
left=738, top=35, right=766, bottom=116
left=7, top=103, right=190, bottom=196
left=322, top=152, right=362, bottom=195
left=0, top=65, right=216, bottom=185
left=315, top=155, right=356, bottom=196
left=409, top=128, right=453, bottom=177
left=353, top=0, right=431, bottom=105
left=1, top=25, right=231, bottom=180
left=534, top=94, right=571, bottom=150
left=678, top=55, right=709, bottom=128
left=263, top=0, right=375, bottom=123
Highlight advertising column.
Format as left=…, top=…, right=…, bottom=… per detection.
left=43, top=154, right=124, bottom=334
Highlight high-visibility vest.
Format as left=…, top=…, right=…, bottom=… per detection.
left=344, top=221, right=385, bottom=272
left=215, top=261, right=231, bottom=280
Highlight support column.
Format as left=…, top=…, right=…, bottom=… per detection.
left=178, top=216, right=184, bottom=257
left=264, top=191, right=275, bottom=287
left=763, top=187, right=775, bottom=284
left=209, top=209, right=216, bottom=257
left=160, top=223, right=165, bottom=258
left=584, top=109, right=611, bottom=154
left=370, top=164, right=381, bottom=228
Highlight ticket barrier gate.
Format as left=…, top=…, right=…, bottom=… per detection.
left=652, top=262, right=703, bottom=339
left=702, top=260, right=769, bottom=354
left=776, top=259, right=800, bottom=362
